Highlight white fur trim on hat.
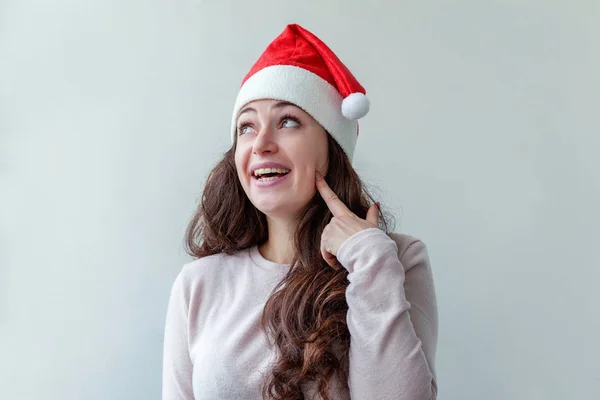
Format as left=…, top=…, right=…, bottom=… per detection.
left=230, top=65, right=358, bottom=161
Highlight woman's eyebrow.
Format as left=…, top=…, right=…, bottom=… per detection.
left=238, top=106, right=256, bottom=117
left=238, top=101, right=298, bottom=119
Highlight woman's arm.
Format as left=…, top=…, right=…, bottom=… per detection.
left=162, top=269, right=195, bottom=400
left=337, top=228, right=438, bottom=400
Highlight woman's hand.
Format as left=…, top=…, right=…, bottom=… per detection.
left=315, top=173, right=380, bottom=268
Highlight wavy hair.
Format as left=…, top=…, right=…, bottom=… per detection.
left=184, top=134, right=393, bottom=399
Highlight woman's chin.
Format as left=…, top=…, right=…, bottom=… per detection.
left=254, top=201, right=303, bottom=219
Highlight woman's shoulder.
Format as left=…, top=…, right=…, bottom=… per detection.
left=174, top=248, right=251, bottom=286
left=387, top=232, right=431, bottom=271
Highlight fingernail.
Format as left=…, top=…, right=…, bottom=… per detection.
left=316, top=172, right=323, bottom=180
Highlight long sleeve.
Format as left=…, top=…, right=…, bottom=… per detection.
left=162, top=268, right=195, bottom=400
left=336, top=228, right=438, bottom=400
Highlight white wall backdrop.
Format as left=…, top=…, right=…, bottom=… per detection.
left=1, top=1, right=599, bottom=399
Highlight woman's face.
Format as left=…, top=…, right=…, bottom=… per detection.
left=234, top=99, right=329, bottom=218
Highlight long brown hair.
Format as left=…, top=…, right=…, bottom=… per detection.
left=184, top=134, right=394, bottom=399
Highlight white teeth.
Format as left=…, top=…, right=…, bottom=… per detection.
left=253, top=167, right=290, bottom=177
left=258, top=176, right=280, bottom=182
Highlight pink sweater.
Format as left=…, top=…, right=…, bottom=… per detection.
left=162, top=228, right=438, bottom=399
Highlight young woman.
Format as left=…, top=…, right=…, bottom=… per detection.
left=162, top=23, right=438, bottom=400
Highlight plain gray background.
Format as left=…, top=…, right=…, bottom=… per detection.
left=1, top=0, right=599, bottom=399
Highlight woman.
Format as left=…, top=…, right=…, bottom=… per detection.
left=162, top=24, right=438, bottom=400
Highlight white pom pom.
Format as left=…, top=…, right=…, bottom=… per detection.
left=341, top=92, right=370, bottom=120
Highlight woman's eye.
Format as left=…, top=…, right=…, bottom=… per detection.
left=238, top=124, right=254, bottom=135
left=281, top=118, right=299, bottom=128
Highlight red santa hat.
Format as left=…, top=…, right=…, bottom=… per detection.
left=230, top=23, right=369, bottom=162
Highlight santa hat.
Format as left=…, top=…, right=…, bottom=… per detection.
left=230, top=24, right=369, bottom=162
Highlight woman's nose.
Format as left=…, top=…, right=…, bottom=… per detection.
left=252, top=127, right=278, bottom=155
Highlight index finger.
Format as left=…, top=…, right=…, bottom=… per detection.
left=315, top=173, right=351, bottom=217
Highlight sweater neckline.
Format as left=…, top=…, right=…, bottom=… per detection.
left=249, top=245, right=291, bottom=270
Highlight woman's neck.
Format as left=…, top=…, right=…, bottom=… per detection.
left=258, top=216, right=296, bottom=264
